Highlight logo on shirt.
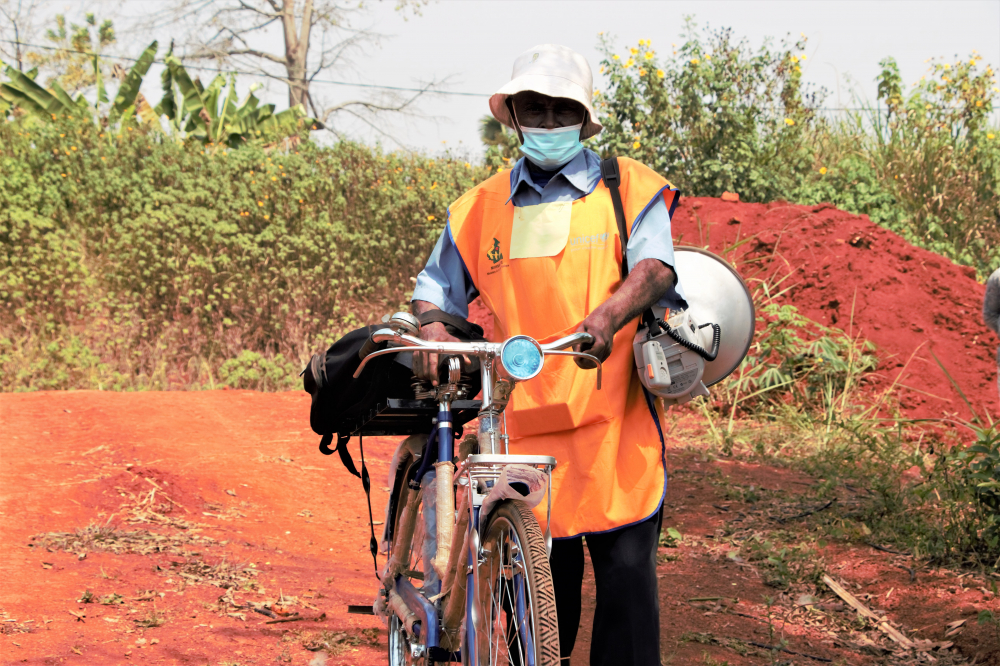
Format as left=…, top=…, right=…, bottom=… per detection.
left=569, top=232, right=610, bottom=251
left=486, top=238, right=504, bottom=264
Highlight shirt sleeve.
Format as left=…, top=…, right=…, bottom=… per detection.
left=627, top=194, right=688, bottom=309
left=411, top=220, right=480, bottom=318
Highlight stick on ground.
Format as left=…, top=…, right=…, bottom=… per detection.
left=821, top=574, right=915, bottom=649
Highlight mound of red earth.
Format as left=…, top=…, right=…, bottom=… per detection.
left=469, top=197, right=997, bottom=422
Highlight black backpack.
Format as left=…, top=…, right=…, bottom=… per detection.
left=302, top=310, right=485, bottom=476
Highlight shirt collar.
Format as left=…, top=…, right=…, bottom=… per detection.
left=506, top=149, right=595, bottom=205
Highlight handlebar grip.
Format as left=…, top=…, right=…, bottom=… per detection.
left=357, top=333, right=380, bottom=360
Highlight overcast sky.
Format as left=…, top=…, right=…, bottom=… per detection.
left=20, top=0, right=1000, bottom=157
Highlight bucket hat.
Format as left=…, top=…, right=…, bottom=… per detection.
left=489, top=44, right=603, bottom=140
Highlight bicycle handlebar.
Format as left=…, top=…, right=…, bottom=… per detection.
left=353, top=328, right=602, bottom=389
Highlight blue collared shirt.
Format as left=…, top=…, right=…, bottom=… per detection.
left=412, top=149, right=687, bottom=317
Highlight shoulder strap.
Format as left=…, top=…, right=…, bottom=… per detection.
left=416, top=309, right=485, bottom=341
left=600, top=157, right=630, bottom=281
left=601, top=156, right=659, bottom=332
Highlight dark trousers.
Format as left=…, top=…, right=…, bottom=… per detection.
left=549, top=509, right=662, bottom=666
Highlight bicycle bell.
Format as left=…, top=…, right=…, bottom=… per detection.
left=383, top=311, right=420, bottom=335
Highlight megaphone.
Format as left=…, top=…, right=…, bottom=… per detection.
left=633, top=247, right=755, bottom=406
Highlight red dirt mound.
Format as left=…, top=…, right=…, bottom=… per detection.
left=471, top=198, right=997, bottom=422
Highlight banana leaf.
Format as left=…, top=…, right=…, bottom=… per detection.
left=113, top=41, right=157, bottom=115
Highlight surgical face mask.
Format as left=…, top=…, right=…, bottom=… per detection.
left=519, top=123, right=584, bottom=170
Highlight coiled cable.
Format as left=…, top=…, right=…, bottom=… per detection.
left=655, top=319, right=722, bottom=362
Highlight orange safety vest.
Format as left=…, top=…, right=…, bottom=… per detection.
left=448, top=158, right=680, bottom=538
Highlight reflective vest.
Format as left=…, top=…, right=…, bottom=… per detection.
left=447, top=158, right=680, bottom=537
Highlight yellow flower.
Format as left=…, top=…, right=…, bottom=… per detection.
left=644, top=51, right=654, bottom=60
left=427, top=215, right=436, bottom=221
left=944, top=63, right=950, bottom=70
left=976, top=100, right=984, bottom=107
left=639, top=68, right=647, bottom=77
left=988, top=133, right=996, bottom=139
left=790, top=55, right=799, bottom=63
left=599, top=66, right=604, bottom=73
left=60, top=133, right=65, bottom=138
left=613, top=54, right=620, bottom=61
left=704, top=54, right=711, bottom=61
left=299, top=199, right=304, bottom=203
left=819, top=166, right=827, bottom=175
left=784, top=118, right=795, bottom=126
left=625, top=58, right=634, bottom=68
left=630, top=48, right=638, bottom=55
left=464, top=162, right=471, bottom=168
left=800, top=55, right=807, bottom=61
left=690, top=58, right=699, bottom=65
left=633, top=140, right=641, bottom=149
left=264, top=215, right=269, bottom=220
left=271, top=176, right=277, bottom=180
left=61, top=173, right=66, bottom=178
left=70, top=146, right=77, bottom=151
left=657, top=69, right=665, bottom=79
left=971, top=59, right=977, bottom=66
left=257, top=201, right=264, bottom=207
left=795, top=66, right=802, bottom=73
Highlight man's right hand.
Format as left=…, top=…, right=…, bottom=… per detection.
left=413, top=321, right=461, bottom=385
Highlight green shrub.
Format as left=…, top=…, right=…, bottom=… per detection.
left=0, top=117, right=493, bottom=390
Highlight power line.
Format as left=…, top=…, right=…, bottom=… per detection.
left=0, top=38, right=492, bottom=97
left=3, top=38, right=998, bottom=114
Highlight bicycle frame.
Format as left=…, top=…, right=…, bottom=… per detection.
left=359, top=325, right=601, bottom=664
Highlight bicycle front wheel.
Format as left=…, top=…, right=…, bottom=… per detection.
left=475, top=500, right=560, bottom=666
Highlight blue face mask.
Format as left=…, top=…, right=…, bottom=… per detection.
left=520, top=123, right=584, bottom=170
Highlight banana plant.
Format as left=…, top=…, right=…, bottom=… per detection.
left=157, top=53, right=318, bottom=147
left=0, top=41, right=158, bottom=123
left=2, top=41, right=316, bottom=145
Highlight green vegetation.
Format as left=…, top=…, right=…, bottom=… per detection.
left=0, top=118, right=491, bottom=390
left=593, top=20, right=999, bottom=276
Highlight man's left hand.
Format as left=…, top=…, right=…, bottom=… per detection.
left=574, top=310, right=615, bottom=368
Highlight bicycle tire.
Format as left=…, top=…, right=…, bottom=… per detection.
left=476, top=499, right=560, bottom=666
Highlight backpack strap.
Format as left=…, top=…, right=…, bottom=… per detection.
left=318, top=432, right=361, bottom=478
left=600, top=156, right=659, bottom=332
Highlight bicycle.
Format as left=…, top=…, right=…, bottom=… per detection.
left=352, top=312, right=602, bottom=666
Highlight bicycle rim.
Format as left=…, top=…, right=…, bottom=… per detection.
left=476, top=500, right=559, bottom=666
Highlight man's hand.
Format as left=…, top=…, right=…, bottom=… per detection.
left=411, top=300, right=462, bottom=385
left=573, top=311, right=615, bottom=368
left=572, top=258, right=676, bottom=369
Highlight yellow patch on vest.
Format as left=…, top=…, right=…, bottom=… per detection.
left=510, top=201, right=573, bottom=259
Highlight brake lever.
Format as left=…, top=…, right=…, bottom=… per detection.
left=542, top=350, right=603, bottom=390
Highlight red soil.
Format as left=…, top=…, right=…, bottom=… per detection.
left=474, top=198, right=998, bottom=421
left=4, top=392, right=997, bottom=665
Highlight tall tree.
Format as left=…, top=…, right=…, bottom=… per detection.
left=159, top=0, right=431, bottom=127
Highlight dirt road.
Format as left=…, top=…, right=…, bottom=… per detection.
left=2, top=391, right=997, bottom=665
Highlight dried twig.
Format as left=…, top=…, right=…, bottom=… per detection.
left=821, top=574, right=915, bottom=648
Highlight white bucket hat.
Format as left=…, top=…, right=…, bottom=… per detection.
left=489, top=44, right=603, bottom=140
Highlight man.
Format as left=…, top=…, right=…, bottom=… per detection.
left=985, top=267, right=1000, bottom=398
left=411, top=44, right=686, bottom=665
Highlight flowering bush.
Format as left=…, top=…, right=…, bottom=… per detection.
left=594, top=21, right=822, bottom=203
left=594, top=22, right=999, bottom=276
